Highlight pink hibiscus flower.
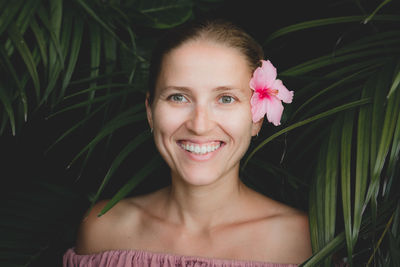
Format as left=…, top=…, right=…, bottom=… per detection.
left=250, top=60, right=294, bottom=126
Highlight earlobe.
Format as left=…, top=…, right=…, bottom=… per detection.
left=251, top=118, right=263, bottom=137
left=145, top=93, right=153, bottom=130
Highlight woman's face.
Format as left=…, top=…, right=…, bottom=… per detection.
left=146, top=40, right=261, bottom=186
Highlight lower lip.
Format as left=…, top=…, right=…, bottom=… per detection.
left=178, top=143, right=223, bottom=161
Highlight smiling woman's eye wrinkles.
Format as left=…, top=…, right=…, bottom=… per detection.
left=169, top=94, right=188, bottom=103
left=219, top=95, right=235, bottom=104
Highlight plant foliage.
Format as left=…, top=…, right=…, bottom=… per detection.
left=244, top=2, right=400, bottom=266
left=0, top=0, right=399, bottom=266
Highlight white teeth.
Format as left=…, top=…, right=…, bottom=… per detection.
left=180, top=142, right=221, bottom=155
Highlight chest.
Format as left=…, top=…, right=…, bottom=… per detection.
left=114, top=219, right=274, bottom=262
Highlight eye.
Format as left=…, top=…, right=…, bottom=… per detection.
left=219, top=95, right=235, bottom=104
left=168, top=94, right=188, bottom=103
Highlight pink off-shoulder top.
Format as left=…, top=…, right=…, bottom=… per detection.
left=63, top=248, right=298, bottom=267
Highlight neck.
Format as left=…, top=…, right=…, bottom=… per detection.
left=165, top=168, right=246, bottom=232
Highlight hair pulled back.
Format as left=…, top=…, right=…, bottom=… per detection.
left=148, top=19, right=264, bottom=104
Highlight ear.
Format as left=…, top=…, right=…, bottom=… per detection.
left=251, top=118, right=263, bottom=137
left=145, top=92, right=153, bottom=130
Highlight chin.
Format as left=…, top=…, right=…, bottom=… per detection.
left=174, top=168, right=225, bottom=187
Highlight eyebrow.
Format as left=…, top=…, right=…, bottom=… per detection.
left=213, top=86, right=238, bottom=92
left=163, top=85, right=239, bottom=92
left=163, top=86, right=193, bottom=93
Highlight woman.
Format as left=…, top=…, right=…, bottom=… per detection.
left=63, top=19, right=312, bottom=266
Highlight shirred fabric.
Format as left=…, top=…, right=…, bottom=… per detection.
left=63, top=248, right=298, bottom=267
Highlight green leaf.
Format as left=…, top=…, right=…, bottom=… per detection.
left=340, top=110, right=355, bottom=265
left=384, top=108, right=400, bottom=198
left=59, top=16, right=84, bottom=100
left=0, top=1, right=25, bottom=36
left=281, top=47, right=399, bottom=77
left=29, top=18, right=48, bottom=69
left=0, top=84, right=16, bottom=135
left=292, top=67, right=374, bottom=119
left=88, top=131, right=151, bottom=212
left=35, top=4, right=65, bottom=69
left=265, top=15, right=400, bottom=44
left=308, top=119, right=341, bottom=266
left=365, top=65, right=400, bottom=219
left=387, top=60, right=400, bottom=99
left=325, top=119, right=341, bottom=245
left=301, top=232, right=345, bottom=267
left=64, top=84, right=135, bottom=99
left=48, top=90, right=134, bottom=117
left=68, top=111, right=146, bottom=167
left=0, top=111, right=8, bottom=135
left=103, top=30, right=117, bottom=75
left=7, top=23, right=41, bottom=101
left=133, top=0, right=193, bottom=29
left=352, top=77, right=374, bottom=244
left=0, top=45, right=28, bottom=122
left=74, top=0, right=131, bottom=53
left=86, top=22, right=102, bottom=114
left=98, top=155, right=162, bottom=216
left=45, top=103, right=108, bottom=153
left=242, top=98, right=371, bottom=170
left=49, top=0, right=64, bottom=64
left=367, top=211, right=396, bottom=265
left=14, top=0, right=40, bottom=33
left=39, top=1, right=67, bottom=106
left=363, top=0, right=393, bottom=24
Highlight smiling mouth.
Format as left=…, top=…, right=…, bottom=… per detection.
left=178, top=141, right=223, bottom=155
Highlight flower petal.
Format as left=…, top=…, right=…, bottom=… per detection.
left=250, top=93, right=267, bottom=123
left=249, top=68, right=266, bottom=90
left=261, top=60, right=277, bottom=88
left=265, top=95, right=284, bottom=126
left=273, top=79, right=293, bottom=103
left=249, top=60, right=277, bottom=90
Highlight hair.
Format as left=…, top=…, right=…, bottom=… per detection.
left=147, top=19, right=264, bottom=104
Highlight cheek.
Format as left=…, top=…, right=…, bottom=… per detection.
left=153, top=104, right=187, bottom=134
left=218, top=107, right=253, bottom=139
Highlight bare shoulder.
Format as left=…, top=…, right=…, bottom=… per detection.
left=258, top=198, right=312, bottom=263
left=74, top=191, right=160, bottom=254
left=74, top=199, right=133, bottom=254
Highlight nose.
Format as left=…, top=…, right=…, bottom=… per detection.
left=186, top=103, right=214, bottom=135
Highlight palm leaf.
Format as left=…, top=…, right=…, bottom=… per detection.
left=387, top=60, right=400, bottom=98
left=59, top=16, right=84, bottom=101
left=7, top=23, right=40, bottom=102
left=132, top=0, right=193, bottom=29
left=67, top=110, right=146, bottom=167
left=0, top=45, right=28, bottom=122
left=29, top=18, right=48, bottom=69
left=242, top=98, right=370, bottom=170
left=86, top=22, right=101, bottom=114
left=87, top=130, right=151, bottom=214
left=0, top=1, right=25, bottom=36
left=265, top=15, right=400, bottom=44
left=352, top=77, right=373, bottom=245
left=0, top=84, right=16, bottom=135
left=340, top=110, right=355, bottom=265
left=364, top=64, right=400, bottom=220
left=98, top=155, right=162, bottom=216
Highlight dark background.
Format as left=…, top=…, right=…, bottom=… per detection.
left=1, top=0, right=397, bottom=265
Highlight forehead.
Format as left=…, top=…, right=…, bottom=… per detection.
left=156, top=40, right=252, bottom=90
